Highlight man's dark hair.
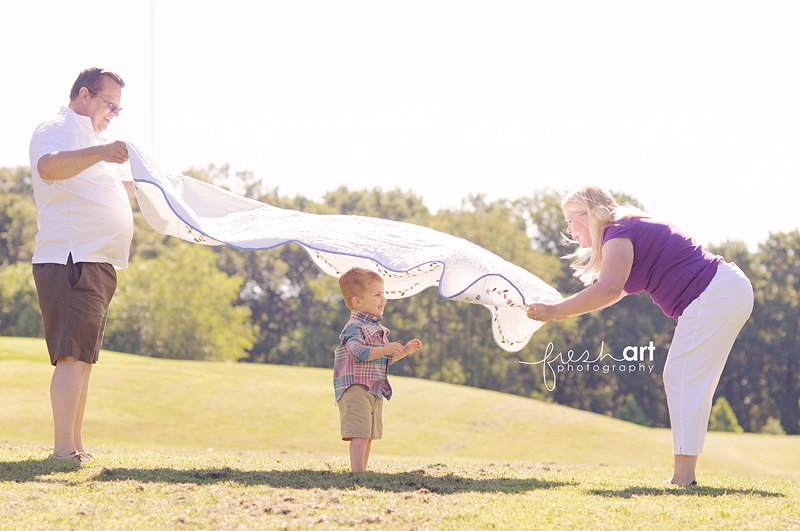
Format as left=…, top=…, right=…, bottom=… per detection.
left=69, top=67, right=125, bottom=101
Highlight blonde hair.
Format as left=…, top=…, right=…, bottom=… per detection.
left=339, top=267, right=383, bottom=309
left=561, top=185, right=649, bottom=285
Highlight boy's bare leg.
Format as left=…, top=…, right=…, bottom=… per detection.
left=349, top=438, right=371, bottom=472
left=362, top=439, right=372, bottom=471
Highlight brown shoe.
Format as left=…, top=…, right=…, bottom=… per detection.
left=48, top=451, right=90, bottom=463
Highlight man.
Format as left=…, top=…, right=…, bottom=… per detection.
left=29, top=67, right=135, bottom=462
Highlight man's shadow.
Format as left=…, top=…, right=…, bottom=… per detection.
left=1, top=458, right=83, bottom=482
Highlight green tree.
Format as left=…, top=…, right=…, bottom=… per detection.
left=0, top=166, right=38, bottom=266
left=0, top=261, right=43, bottom=338
left=320, top=186, right=432, bottom=223
left=137, top=165, right=294, bottom=364
left=706, top=240, right=764, bottom=433
left=747, top=231, right=800, bottom=435
left=105, top=243, right=255, bottom=361
left=0, top=165, right=34, bottom=195
left=616, top=394, right=653, bottom=427
left=708, top=396, right=744, bottom=433
left=258, top=259, right=345, bottom=368
left=759, top=417, right=786, bottom=435
left=0, top=166, right=42, bottom=338
left=214, top=243, right=300, bottom=363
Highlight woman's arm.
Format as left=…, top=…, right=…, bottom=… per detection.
left=528, top=237, right=634, bottom=321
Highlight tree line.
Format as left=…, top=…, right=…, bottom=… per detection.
left=1, top=164, right=798, bottom=435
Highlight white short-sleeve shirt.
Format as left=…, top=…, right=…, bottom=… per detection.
left=29, top=107, right=134, bottom=269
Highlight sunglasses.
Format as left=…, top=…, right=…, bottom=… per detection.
left=89, top=90, right=123, bottom=113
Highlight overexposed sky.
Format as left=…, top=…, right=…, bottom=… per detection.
left=2, top=1, right=798, bottom=250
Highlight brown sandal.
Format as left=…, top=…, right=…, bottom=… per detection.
left=48, top=451, right=90, bottom=463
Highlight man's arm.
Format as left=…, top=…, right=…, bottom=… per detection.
left=37, top=141, right=129, bottom=181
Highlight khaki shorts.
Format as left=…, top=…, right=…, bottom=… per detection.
left=32, top=255, right=117, bottom=366
left=338, top=384, right=384, bottom=441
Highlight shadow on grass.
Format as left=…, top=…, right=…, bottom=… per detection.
left=589, top=485, right=784, bottom=499
left=3, top=461, right=785, bottom=498
left=0, top=458, right=82, bottom=482
left=0, top=460, right=573, bottom=493
left=92, top=466, right=573, bottom=494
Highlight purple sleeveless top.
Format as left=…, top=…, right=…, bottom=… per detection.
left=602, top=217, right=722, bottom=320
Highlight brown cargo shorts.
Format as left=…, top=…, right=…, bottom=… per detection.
left=32, top=254, right=117, bottom=366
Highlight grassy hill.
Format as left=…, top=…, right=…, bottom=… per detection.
left=2, top=336, right=799, bottom=478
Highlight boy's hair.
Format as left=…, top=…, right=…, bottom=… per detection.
left=339, top=268, right=383, bottom=309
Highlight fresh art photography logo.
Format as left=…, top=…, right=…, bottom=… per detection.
left=520, top=341, right=657, bottom=391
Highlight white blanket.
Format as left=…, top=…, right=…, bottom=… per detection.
left=126, top=142, right=562, bottom=352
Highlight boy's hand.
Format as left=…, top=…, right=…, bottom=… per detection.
left=367, top=342, right=403, bottom=361
left=381, top=342, right=405, bottom=357
left=386, top=339, right=422, bottom=364
left=403, top=339, right=422, bottom=355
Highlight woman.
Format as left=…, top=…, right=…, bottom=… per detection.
left=527, top=185, right=753, bottom=486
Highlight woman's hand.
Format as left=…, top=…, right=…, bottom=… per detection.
left=527, top=238, right=633, bottom=323
left=527, top=303, right=558, bottom=322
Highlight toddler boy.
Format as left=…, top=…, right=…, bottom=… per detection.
left=333, top=267, right=422, bottom=472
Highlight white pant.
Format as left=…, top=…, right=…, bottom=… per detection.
left=663, top=262, right=754, bottom=455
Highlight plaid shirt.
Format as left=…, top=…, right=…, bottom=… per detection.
left=333, top=309, right=394, bottom=404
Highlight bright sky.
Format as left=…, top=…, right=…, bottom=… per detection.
left=2, top=1, right=798, bottom=251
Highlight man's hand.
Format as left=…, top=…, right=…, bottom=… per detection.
left=99, top=140, right=129, bottom=164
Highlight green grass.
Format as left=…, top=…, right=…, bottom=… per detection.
left=2, top=448, right=798, bottom=530
left=2, top=336, right=800, bottom=530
